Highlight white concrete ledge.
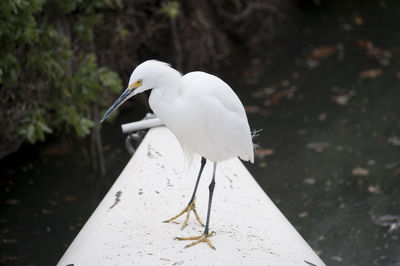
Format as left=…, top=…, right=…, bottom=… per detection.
left=58, top=127, right=325, bottom=265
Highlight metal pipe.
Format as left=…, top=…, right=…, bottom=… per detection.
left=121, top=118, right=163, bottom=134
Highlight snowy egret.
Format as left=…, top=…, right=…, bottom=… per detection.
left=101, top=60, right=254, bottom=250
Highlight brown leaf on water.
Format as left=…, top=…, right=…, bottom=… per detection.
left=356, top=40, right=373, bottom=49
left=5, top=199, right=20, bottom=206
left=352, top=167, right=369, bottom=176
left=354, top=16, right=364, bottom=25
left=309, top=45, right=336, bottom=60
left=270, top=91, right=289, bottom=106
left=332, top=95, right=350, bottom=105
left=359, top=69, right=383, bottom=79
left=387, top=136, right=400, bottom=147
left=251, top=87, right=275, bottom=99
left=331, top=256, right=343, bottom=262
left=299, top=212, right=309, bottom=218
left=268, top=87, right=298, bottom=106
left=281, top=80, right=290, bottom=87
left=41, top=209, right=54, bottom=215
left=3, top=238, right=18, bottom=244
left=245, top=105, right=261, bottom=113
left=318, top=112, right=327, bottom=121
left=64, top=195, right=78, bottom=202
left=251, top=91, right=264, bottom=99
left=368, top=185, right=381, bottom=194
left=332, top=91, right=355, bottom=106
left=306, top=142, right=330, bottom=152
left=356, top=40, right=391, bottom=65
left=254, top=148, right=274, bottom=158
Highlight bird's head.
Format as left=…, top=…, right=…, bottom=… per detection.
left=100, top=60, right=177, bottom=123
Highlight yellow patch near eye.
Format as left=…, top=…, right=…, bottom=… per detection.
left=128, top=80, right=142, bottom=90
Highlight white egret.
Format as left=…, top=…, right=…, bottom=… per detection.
left=101, top=60, right=254, bottom=250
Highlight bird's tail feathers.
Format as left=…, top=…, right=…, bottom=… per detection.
left=247, top=128, right=263, bottom=163
left=251, top=128, right=263, bottom=150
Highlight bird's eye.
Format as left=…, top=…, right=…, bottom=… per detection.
left=138, top=79, right=142, bottom=84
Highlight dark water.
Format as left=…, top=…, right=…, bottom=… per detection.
left=1, top=1, right=400, bottom=265
left=236, top=1, right=400, bottom=265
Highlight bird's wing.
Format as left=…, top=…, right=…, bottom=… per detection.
left=181, top=72, right=246, bottom=117
left=177, top=72, right=254, bottom=162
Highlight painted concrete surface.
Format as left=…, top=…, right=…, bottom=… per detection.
left=58, top=126, right=325, bottom=266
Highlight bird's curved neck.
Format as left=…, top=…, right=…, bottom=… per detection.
left=148, top=70, right=182, bottom=120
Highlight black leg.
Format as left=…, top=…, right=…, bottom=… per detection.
left=175, top=161, right=217, bottom=250
left=163, top=157, right=207, bottom=227
left=204, top=162, right=216, bottom=235
left=188, top=157, right=206, bottom=205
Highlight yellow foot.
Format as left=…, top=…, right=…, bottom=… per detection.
left=163, top=200, right=204, bottom=230
left=176, top=232, right=216, bottom=250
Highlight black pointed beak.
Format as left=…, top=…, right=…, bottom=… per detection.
left=100, top=88, right=133, bottom=123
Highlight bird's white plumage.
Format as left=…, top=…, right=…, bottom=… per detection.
left=117, top=60, right=254, bottom=163
left=176, top=71, right=253, bottom=162
left=98, top=60, right=253, bottom=250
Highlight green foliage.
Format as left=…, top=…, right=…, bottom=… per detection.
left=161, top=1, right=180, bottom=19
left=53, top=53, right=121, bottom=137
left=1, top=0, right=122, bottom=144
left=17, top=109, right=53, bottom=143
